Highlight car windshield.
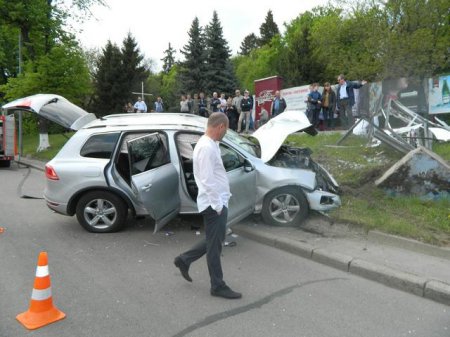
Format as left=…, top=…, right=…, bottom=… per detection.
left=224, top=129, right=260, bottom=158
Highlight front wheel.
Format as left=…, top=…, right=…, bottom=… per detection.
left=261, top=187, right=309, bottom=227
left=0, top=160, right=11, bottom=168
left=76, top=191, right=127, bottom=233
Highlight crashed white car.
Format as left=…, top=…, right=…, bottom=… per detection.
left=3, top=94, right=341, bottom=233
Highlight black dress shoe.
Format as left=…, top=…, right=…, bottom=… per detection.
left=210, top=285, right=242, bottom=299
left=174, top=256, right=192, bottom=282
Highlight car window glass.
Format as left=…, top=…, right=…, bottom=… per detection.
left=219, top=143, right=244, bottom=172
left=223, top=129, right=259, bottom=157
left=80, top=132, right=120, bottom=159
left=127, top=133, right=169, bottom=175
left=176, top=133, right=201, bottom=160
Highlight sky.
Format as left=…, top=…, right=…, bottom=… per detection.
left=75, top=0, right=328, bottom=71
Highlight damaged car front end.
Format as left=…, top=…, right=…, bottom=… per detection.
left=250, top=110, right=341, bottom=226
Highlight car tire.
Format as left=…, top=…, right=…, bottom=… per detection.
left=0, top=160, right=11, bottom=168
left=261, top=187, right=309, bottom=227
left=76, top=191, right=127, bottom=233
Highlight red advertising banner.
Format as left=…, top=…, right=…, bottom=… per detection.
left=254, top=76, right=283, bottom=123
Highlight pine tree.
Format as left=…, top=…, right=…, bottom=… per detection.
left=179, top=17, right=206, bottom=94
left=161, top=42, right=176, bottom=74
left=203, top=11, right=236, bottom=95
left=92, top=41, right=127, bottom=116
left=121, top=33, right=148, bottom=103
left=239, top=33, right=259, bottom=56
left=259, top=10, right=280, bottom=46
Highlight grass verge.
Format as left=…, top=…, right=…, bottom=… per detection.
left=288, top=132, right=450, bottom=246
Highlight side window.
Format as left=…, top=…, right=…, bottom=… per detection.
left=80, top=133, right=120, bottom=159
left=220, top=144, right=244, bottom=172
left=176, top=133, right=201, bottom=160
left=127, top=133, right=169, bottom=175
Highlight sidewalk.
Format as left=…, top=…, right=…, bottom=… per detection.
left=16, top=157, right=450, bottom=306
left=233, top=218, right=450, bottom=306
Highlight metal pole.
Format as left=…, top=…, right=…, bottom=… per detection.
left=18, top=32, right=23, bottom=161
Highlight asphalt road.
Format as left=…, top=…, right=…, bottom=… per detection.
left=0, top=165, right=448, bottom=337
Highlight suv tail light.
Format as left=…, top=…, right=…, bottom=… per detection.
left=45, top=164, right=59, bottom=180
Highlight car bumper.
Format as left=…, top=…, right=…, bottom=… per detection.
left=305, top=190, right=341, bottom=212
left=45, top=197, right=69, bottom=215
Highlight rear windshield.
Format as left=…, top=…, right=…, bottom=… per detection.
left=80, top=132, right=120, bottom=159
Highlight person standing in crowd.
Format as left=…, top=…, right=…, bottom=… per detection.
left=154, top=96, right=164, bottom=112
left=134, top=96, right=147, bottom=113
left=126, top=102, right=134, bottom=113
left=198, top=92, right=208, bottom=117
left=232, top=89, right=243, bottom=120
left=192, top=93, right=200, bottom=115
left=238, top=90, right=252, bottom=134
left=247, top=90, right=255, bottom=131
left=307, top=83, right=322, bottom=128
left=321, top=82, right=336, bottom=129
left=210, top=92, right=221, bottom=113
left=270, top=90, right=287, bottom=118
left=174, top=112, right=242, bottom=300
left=186, top=94, right=194, bottom=113
left=219, top=93, right=227, bottom=112
left=336, top=74, right=367, bottom=128
left=225, top=97, right=239, bottom=131
left=305, top=84, right=313, bottom=122
left=180, top=95, right=190, bottom=113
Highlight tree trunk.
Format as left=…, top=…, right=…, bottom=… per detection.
left=37, top=117, right=50, bottom=152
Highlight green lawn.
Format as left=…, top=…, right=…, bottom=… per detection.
left=288, top=132, right=450, bottom=246
left=21, top=132, right=74, bottom=161
left=22, top=131, right=450, bottom=246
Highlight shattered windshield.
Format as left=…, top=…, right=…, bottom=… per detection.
left=224, top=129, right=260, bottom=158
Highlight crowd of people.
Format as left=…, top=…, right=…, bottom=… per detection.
left=124, top=88, right=286, bottom=133
left=306, top=74, right=367, bottom=130
left=125, top=74, right=366, bottom=132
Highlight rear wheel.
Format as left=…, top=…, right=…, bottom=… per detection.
left=261, top=187, right=309, bottom=227
left=0, top=160, right=11, bottom=168
left=76, top=191, right=127, bottom=233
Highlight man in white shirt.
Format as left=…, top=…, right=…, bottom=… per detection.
left=336, top=74, right=366, bottom=128
left=174, top=113, right=242, bottom=299
left=133, top=96, right=147, bottom=113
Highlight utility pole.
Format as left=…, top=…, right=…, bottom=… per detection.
left=18, top=32, right=23, bottom=161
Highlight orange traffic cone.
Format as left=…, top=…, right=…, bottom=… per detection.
left=16, top=252, right=66, bottom=330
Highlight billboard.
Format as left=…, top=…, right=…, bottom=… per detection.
left=254, top=76, right=283, bottom=120
left=280, top=85, right=311, bottom=111
left=429, top=74, right=450, bottom=115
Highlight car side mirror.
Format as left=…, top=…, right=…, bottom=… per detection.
left=243, top=159, right=254, bottom=173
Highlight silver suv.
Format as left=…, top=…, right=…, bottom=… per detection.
left=3, top=94, right=341, bottom=233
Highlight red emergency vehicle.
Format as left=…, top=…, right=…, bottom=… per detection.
left=0, top=114, right=16, bottom=167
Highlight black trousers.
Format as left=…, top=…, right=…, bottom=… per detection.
left=338, top=98, right=352, bottom=128
left=179, top=206, right=227, bottom=290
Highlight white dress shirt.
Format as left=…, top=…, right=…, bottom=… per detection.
left=339, top=82, right=348, bottom=99
left=193, top=135, right=231, bottom=213
left=134, top=100, right=147, bottom=112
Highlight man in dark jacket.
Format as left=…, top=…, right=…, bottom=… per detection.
left=336, top=74, right=366, bottom=128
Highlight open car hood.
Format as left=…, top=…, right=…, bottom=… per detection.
left=2, top=94, right=96, bottom=130
left=252, top=110, right=317, bottom=162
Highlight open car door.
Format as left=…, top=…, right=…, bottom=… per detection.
left=127, top=133, right=180, bottom=233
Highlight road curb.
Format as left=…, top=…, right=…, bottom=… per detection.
left=349, top=258, right=426, bottom=297
left=368, top=230, right=450, bottom=260
left=16, top=159, right=45, bottom=172
left=233, top=225, right=450, bottom=306
left=424, top=280, right=450, bottom=306
left=312, top=248, right=353, bottom=272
